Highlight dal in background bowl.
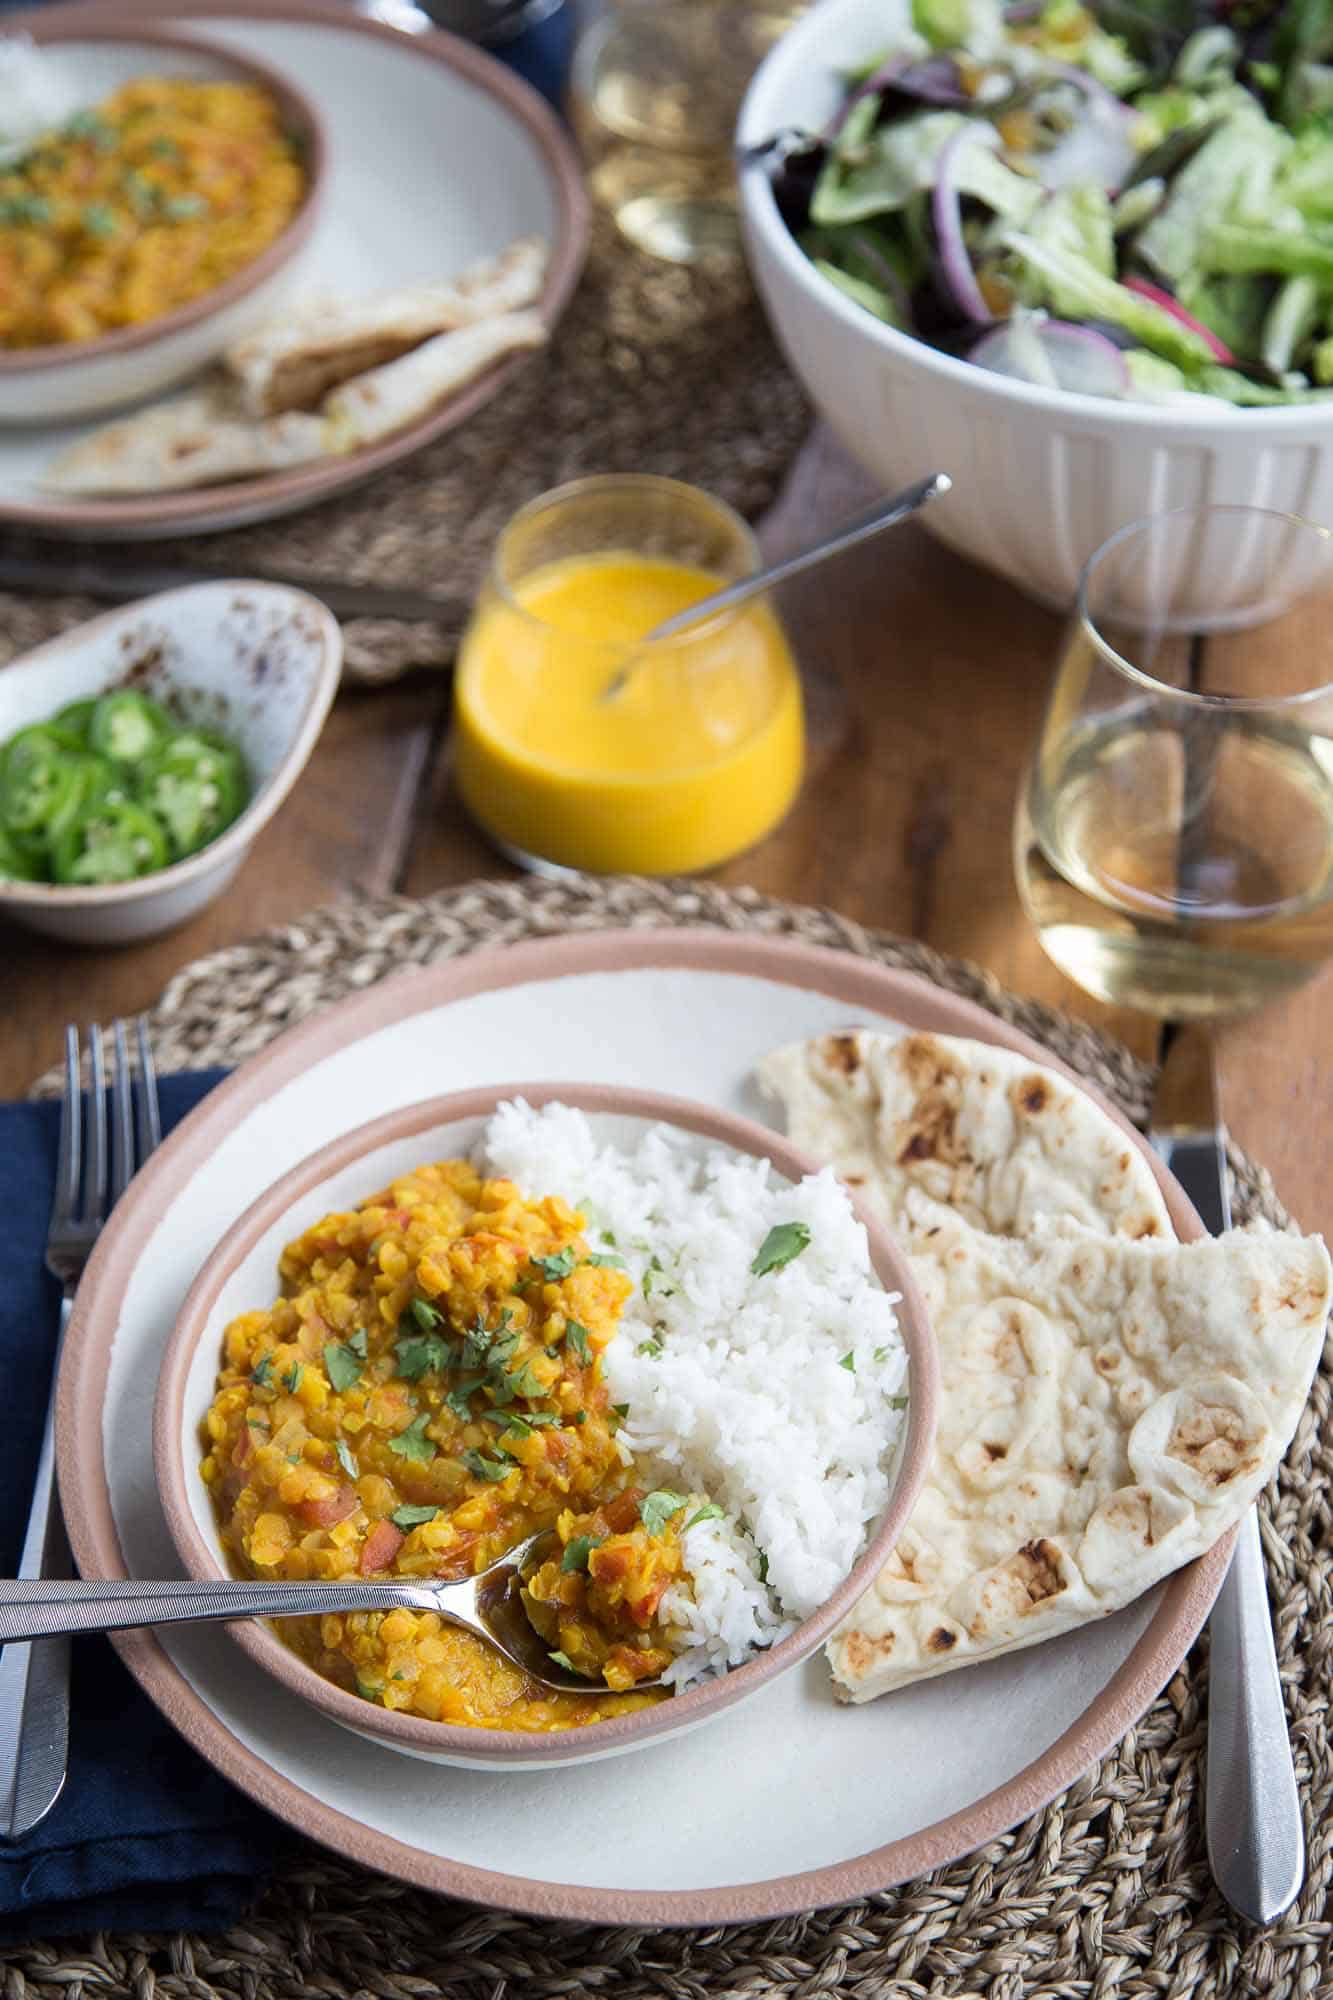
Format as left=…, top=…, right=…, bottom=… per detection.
left=152, top=1082, right=938, bottom=1773
left=0, top=25, right=327, bottom=422
left=737, top=0, right=1333, bottom=609
left=0, top=579, right=340, bottom=944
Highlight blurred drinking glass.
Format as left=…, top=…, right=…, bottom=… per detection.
left=570, top=0, right=807, bottom=262
left=1015, top=506, right=1333, bottom=1020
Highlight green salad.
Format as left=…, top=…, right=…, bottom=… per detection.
left=764, top=0, right=1333, bottom=403
left=0, top=690, right=249, bottom=886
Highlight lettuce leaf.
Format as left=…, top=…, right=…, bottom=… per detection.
left=1005, top=231, right=1220, bottom=364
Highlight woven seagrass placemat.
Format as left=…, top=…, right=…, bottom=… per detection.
left=0, top=222, right=811, bottom=687
left=16, top=876, right=1333, bottom=2000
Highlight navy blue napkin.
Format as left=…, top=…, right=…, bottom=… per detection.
left=0, top=1072, right=297, bottom=1943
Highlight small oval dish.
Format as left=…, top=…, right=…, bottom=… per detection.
left=152, top=1083, right=938, bottom=1773
left=0, top=579, right=340, bottom=944
left=0, top=26, right=327, bottom=423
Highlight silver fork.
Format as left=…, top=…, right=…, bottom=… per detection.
left=0, top=1020, right=161, bottom=1842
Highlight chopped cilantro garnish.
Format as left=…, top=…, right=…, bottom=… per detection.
left=565, top=1321, right=592, bottom=1366
left=163, top=193, right=208, bottom=220
left=445, top=1376, right=486, bottom=1421
left=685, top=1503, right=726, bottom=1530
left=410, top=1297, right=444, bottom=1332
left=640, top=1490, right=688, bottom=1537
left=354, top=1675, right=383, bottom=1702
left=395, top=1332, right=450, bottom=1382
left=612, top=1402, right=630, bottom=1420
left=547, top=1650, right=576, bottom=1673
left=642, top=1256, right=675, bottom=1299
left=561, top=1534, right=602, bottom=1573
left=873, top=1346, right=892, bottom=1363
left=323, top=1338, right=364, bottom=1392
left=750, top=1222, right=812, bottom=1277
left=585, top=1251, right=626, bottom=1269
left=246, top=1416, right=269, bottom=1433
left=282, top=1362, right=304, bottom=1395
left=601, top=1228, right=617, bottom=1246
left=250, top=1354, right=273, bottom=1388
left=757, top=1550, right=770, bottom=1584
left=386, top=1413, right=436, bottom=1463
left=573, top=1409, right=588, bottom=1426
left=888, top=1393, right=909, bottom=1410
left=485, top=1409, right=560, bottom=1436
left=532, top=1247, right=577, bottom=1282
left=507, top=1359, right=548, bottom=1401
left=637, top=1338, right=663, bottom=1359
left=334, top=1439, right=359, bottom=1479
left=390, top=1503, right=440, bottom=1530
left=80, top=203, right=117, bottom=238
left=461, top=1447, right=510, bottom=1483
left=839, top=1352, right=855, bottom=1373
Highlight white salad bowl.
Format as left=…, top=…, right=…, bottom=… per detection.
left=151, top=1083, right=937, bottom=1773
left=0, top=580, right=340, bottom=945
left=738, top=0, right=1333, bottom=609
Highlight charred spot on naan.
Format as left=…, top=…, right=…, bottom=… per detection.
left=1167, top=1402, right=1265, bottom=1487
left=893, top=1035, right=970, bottom=1170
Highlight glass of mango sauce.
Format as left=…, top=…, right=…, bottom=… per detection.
left=453, top=474, right=805, bottom=874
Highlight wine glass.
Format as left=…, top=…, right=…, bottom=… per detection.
left=1015, top=505, right=1333, bottom=1019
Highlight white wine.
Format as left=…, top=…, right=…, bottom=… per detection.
left=570, top=2, right=806, bottom=262
left=1016, top=707, right=1333, bottom=1017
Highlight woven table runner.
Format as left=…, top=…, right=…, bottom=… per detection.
left=0, top=222, right=811, bottom=687
left=16, top=877, right=1331, bottom=2000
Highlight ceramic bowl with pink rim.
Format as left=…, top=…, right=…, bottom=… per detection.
left=0, top=26, right=327, bottom=423
left=152, top=1082, right=938, bottom=1773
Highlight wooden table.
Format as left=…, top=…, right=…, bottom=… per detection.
left=5, top=429, right=1330, bottom=1236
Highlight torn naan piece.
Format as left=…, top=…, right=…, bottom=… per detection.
left=823, top=1199, right=1330, bottom=1697
left=225, top=236, right=549, bottom=415
left=758, top=1030, right=1171, bottom=1243
left=758, top=1028, right=1331, bottom=1701
left=322, top=309, right=546, bottom=451
left=42, top=389, right=331, bottom=496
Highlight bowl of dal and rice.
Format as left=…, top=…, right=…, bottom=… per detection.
left=0, top=27, right=326, bottom=420
left=153, top=1082, right=937, bottom=1770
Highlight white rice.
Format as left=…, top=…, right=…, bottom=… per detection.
left=0, top=40, right=80, bottom=164
left=483, top=1101, right=908, bottom=1689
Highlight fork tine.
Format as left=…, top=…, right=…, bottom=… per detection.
left=110, top=1021, right=134, bottom=1207
left=135, top=1017, right=161, bottom=1156
left=82, top=1023, right=108, bottom=1226
left=51, top=1026, right=81, bottom=1227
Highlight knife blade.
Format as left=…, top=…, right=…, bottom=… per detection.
left=1148, top=1022, right=1304, bottom=1926
left=0, top=547, right=467, bottom=628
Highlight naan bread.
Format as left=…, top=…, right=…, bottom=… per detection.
left=322, top=310, right=546, bottom=451
left=759, top=1030, right=1331, bottom=1702
left=225, top=236, right=549, bottom=415
left=758, top=1030, right=1171, bottom=1243
left=42, top=391, right=331, bottom=495
left=826, top=1199, right=1329, bottom=1696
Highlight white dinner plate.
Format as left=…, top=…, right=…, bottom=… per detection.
left=0, top=0, right=588, bottom=538
left=56, top=929, right=1227, bottom=1925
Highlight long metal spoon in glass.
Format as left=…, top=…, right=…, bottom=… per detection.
left=0, top=1528, right=635, bottom=1695
left=600, top=470, right=952, bottom=700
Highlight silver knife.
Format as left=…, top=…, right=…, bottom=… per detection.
left=1149, top=1023, right=1304, bottom=1926
left=0, top=547, right=466, bottom=628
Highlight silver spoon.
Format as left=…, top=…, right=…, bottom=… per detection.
left=600, top=470, right=952, bottom=700
left=0, top=1529, right=654, bottom=1695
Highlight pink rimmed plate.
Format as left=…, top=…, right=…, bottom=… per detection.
left=55, top=929, right=1224, bottom=1925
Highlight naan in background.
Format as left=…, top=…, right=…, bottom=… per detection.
left=759, top=1030, right=1331, bottom=1702
left=225, top=236, right=548, bottom=415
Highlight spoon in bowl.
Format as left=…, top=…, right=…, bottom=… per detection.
left=600, top=469, right=952, bottom=700
left=0, top=1528, right=654, bottom=1695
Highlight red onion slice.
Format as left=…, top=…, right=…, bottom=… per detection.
left=1123, top=276, right=1235, bottom=363
left=931, top=125, right=999, bottom=324
left=971, top=318, right=1131, bottom=397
